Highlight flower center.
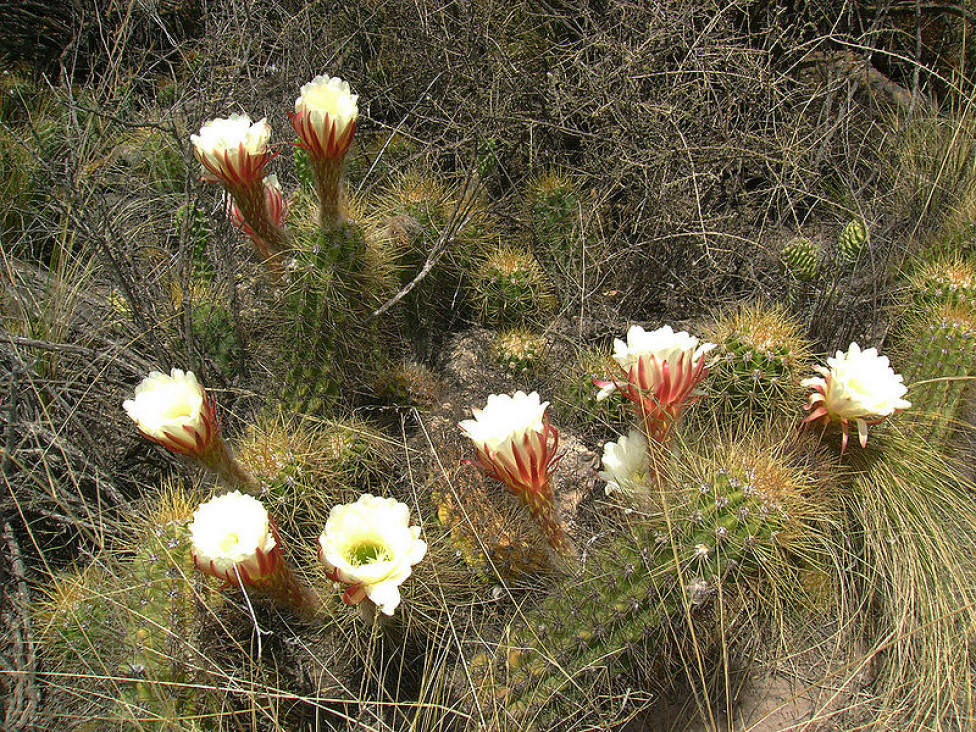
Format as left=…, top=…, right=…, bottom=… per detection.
left=347, top=540, right=390, bottom=566
left=163, top=402, right=193, bottom=420
left=219, top=532, right=240, bottom=553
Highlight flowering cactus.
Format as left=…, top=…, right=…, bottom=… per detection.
left=598, top=429, right=650, bottom=496
left=189, top=491, right=319, bottom=615
left=191, top=114, right=290, bottom=260
left=459, top=391, right=571, bottom=556
left=596, top=325, right=715, bottom=444
left=802, top=342, right=911, bottom=451
left=317, top=494, right=427, bottom=617
left=227, top=174, right=289, bottom=262
left=290, top=75, right=358, bottom=228
left=123, top=369, right=255, bottom=490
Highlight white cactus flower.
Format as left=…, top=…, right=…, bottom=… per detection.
left=318, top=494, right=427, bottom=616
left=123, top=369, right=212, bottom=454
left=458, top=390, right=548, bottom=465
left=612, top=324, right=716, bottom=372
left=189, top=491, right=278, bottom=584
left=598, top=429, right=650, bottom=496
left=802, top=342, right=911, bottom=450
left=295, top=75, right=358, bottom=131
left=190, top=114, right=272, bottom=186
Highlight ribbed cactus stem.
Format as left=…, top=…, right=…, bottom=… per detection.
left=489, top=452, right=793, bottom=727
left=312, top=156, right=344, bottom=230
left=249, top=562, right=322, bottom=618
left=197, top=436, right=259, bottom=495
left=837, top=219, right=867, bottom=266
left=898, top=305, right=976, bottom=443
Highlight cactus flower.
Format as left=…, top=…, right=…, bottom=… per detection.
left=191, top=114, right=273, bottom=190
left=189, top=490, right=280, bottom=584
left=290, top=75, right=358, bottom=228
left=190, top=491, right=319, bottom=614
left=124, top=369, right=216, bottom=457
left=124, top=369, right=256, bottom=490
left=802, top=342, right=911, bottom=451
left=317, top=494, right=427, bottom=616
left=460, top=391, right=571, bottom=555
left=595, top=325, right=716, bottom=443
left=291, top=75, right=358, bottom=162
left=191, top=114, right=290, bottom=261
left=598, top=429, right=650, bottom=496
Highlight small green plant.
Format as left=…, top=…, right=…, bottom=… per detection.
left=494, top=327, right=547, bottom=374
left=779, top=236, right=819, bottom=282
left=836, top=218, right=867, bottom=267
left=471, top=246, right=555, bottom=327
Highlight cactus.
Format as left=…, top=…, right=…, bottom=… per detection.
left=471, top=246, right=556, bottom=327
left=480, top=439, right=813, bottom=728
left=702, top=303, right=811, bottom=429
left=36, top=488, right=219, bottom=730
left=836, top=219, right=868, bottom=266
left=274, top=219, right=392, bottom=414
left=494, top=327, right=547, bottom=374
left=174, top=202, right=213, bottom=281
left=367, top=170, right=496, bottom=353
left=375, top=360, right=443, bottom=409
left=190, top=302, right=241, bottom=376
left=525, top=171, right=602, bottom=298
left=894, top=303, right=976, bottom=444
left=779, top=237, right=819, bottom=282
left=906, top=256, right=976, bottom=311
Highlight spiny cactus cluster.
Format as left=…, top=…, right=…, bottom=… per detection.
left=37, top=489, right=216, bottom=730
left=472, top=246, right=555, bottom=327
left=479, top=440, right=809, bottom=728
left=895, top=303, right=976, bottom=443
left=704, top=304, right=810, bottom=428
left=836, top=218, right=868, bottom=267
left=494, top=327, right=547, bottom=374
left=907, top=256, right=976, bottom=311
